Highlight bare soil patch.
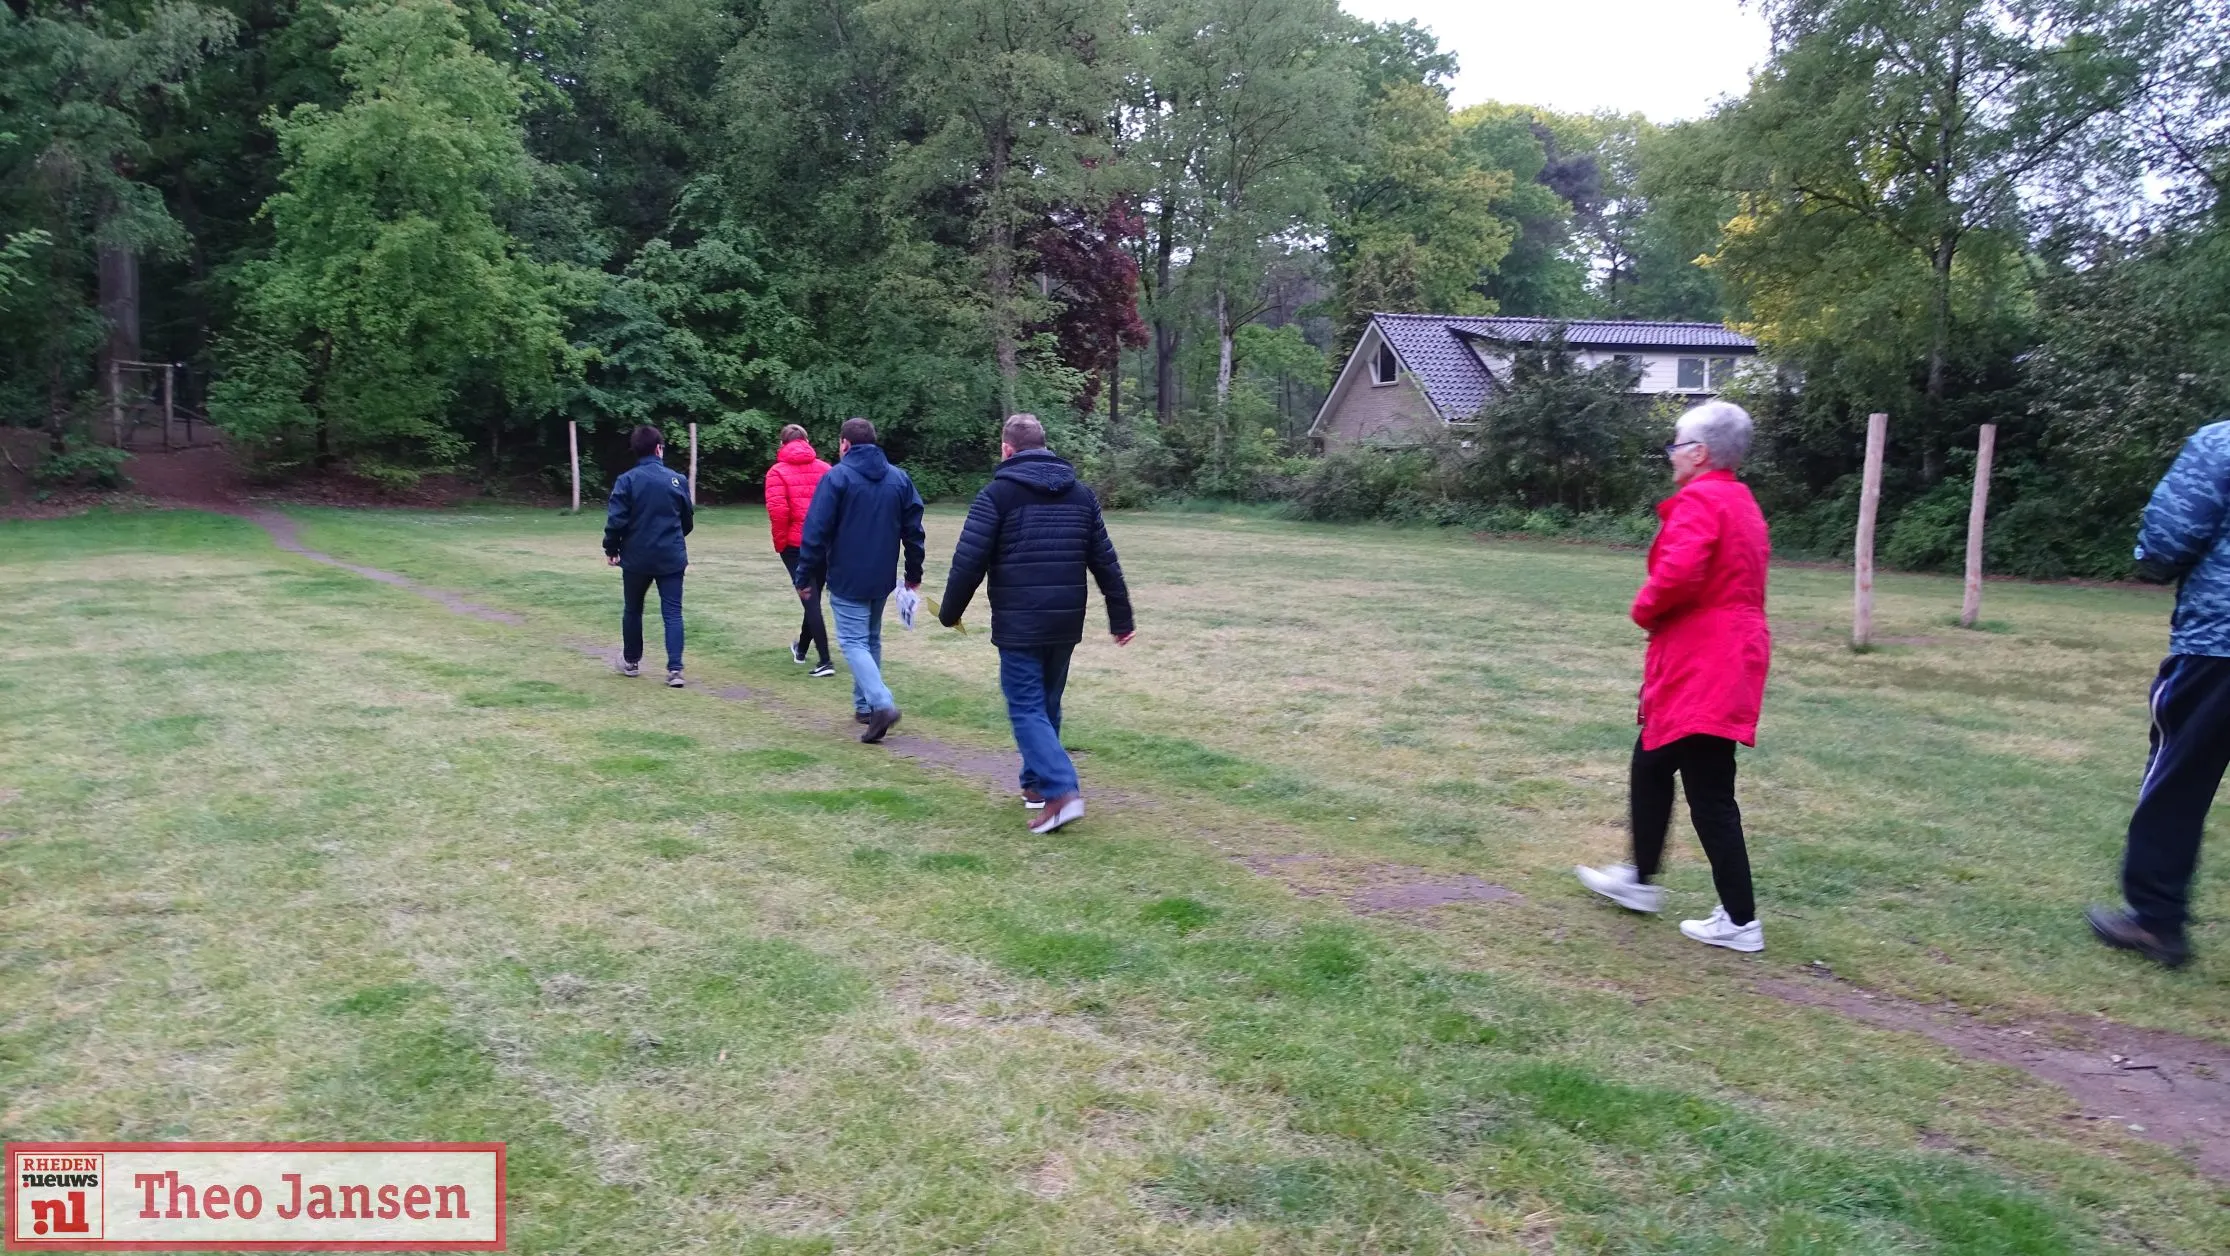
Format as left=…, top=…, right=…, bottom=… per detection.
left=1240, top=853, right=1523, bottom=916
left=1761, top=974, right=2230, bottom=1180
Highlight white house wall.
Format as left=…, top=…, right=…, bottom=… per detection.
left=1469, top=343, right=1755, bottom=396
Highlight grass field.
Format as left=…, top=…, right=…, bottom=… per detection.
left=3, top=503, right=2226, bottom=1254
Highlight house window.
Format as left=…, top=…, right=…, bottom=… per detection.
left=1373, top=340, right=1398, bottom=385
left=1677, top=357, right=1707, bottom=390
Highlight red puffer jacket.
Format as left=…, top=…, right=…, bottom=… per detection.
left=1631, top=469, right=1773, bottom=751
left=765, top=439, right=829, bottom=552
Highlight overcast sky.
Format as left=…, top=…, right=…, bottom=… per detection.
left=1338, top=0, right=1773, bottom=121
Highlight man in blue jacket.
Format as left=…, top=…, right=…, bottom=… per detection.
left=603, top=424, right=695, bottom=687
left=793, top=417, right=926, bottom=744
left=938, top=414, right=1133, bottom=833
left=2090, top=418, right=2230, bottom=967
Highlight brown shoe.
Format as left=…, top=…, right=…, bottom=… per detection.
left=1022, top=788, right=1047, bottom=811
left=860, top=707, right=901, bottom=744
left=2087, top=905, right=2191, bottom=968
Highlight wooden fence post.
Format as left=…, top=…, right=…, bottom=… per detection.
left=109, top=359, right=124, bottom=448
left=1853, top=411, right=1889, bottom=649
left=1961, top=423, right=1997, bottom=629
left=568, top=420, right=581, bottom=515
left=160, top=362, right=175, bottom=452
left=688, top=421, right=699, bottom=504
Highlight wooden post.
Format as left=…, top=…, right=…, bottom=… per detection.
left=688, top=421, right=699, bottom=504
left=1960, top=423, right=1997, bottom=629
left=568, top=420, right=581, bottom=515
left=160, top=362, right=175, bottom=452
left=109, top=359, right=124, bottom=448
left=1853, top=411, right=1888, bottom=649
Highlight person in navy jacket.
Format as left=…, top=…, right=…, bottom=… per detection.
left=602, top=424, right=695, bottom=687
left=937, top=414, right=1133, bottom=833
left=792, top=417, right=926, bottom=743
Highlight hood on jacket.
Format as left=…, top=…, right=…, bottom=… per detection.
left=994, top=449, right=1077, bottom=494
left=778, top=439, right=820, bottom=465
left=843, top=443, right=891, bottom=481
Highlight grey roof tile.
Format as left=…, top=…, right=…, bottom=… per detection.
left=1372, top=312, right=1757, bottom=420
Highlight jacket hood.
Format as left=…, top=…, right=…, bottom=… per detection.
left=843, top=443, right=891, bottom=481
left=778, top=439, right=820, bottom=465
left=994, top=449, right=1076, bottom=494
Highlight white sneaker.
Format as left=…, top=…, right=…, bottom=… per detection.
left=1680, top=905, right=1763, bottom=952
left=1028, top=795, right=1084, bottom=834
left=1576, top=863, right=1663, bottom=913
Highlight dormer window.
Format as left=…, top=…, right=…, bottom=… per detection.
left=1372, top=340, right=1398, bottom=386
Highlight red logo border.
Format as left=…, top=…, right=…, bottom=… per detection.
left=4, top=1143, right=505, bottom=1252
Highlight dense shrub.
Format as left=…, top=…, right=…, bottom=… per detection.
left=1288, top=448, right=1445, bottom=522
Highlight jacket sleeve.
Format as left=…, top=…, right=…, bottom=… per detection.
left=794, top=470, right=838, bottom=589
left=937, top=486, right=1000, bottom=627
left=678, top=476, right=695, bottom=538
left=602, top=469, right=631, bottom=558
left=1085, top=495, right=1135, bottom=636
left=765, top=465, right=789, bottom=552
left=2135, top=431, right=2229, bottom=584
left=900, top=474, right=927, bottom=587
left=1631, top=493, right=1717, bottom=633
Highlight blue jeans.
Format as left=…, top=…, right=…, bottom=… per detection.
left=829, top=593, right=894, bottom=714
left=1000, top=644, right=1077, bottom=798
left=622, top=569, right=684, bottom=671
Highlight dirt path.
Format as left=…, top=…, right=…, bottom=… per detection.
left=1761, top=977, right=2230, bottom=1180
left=253, top=511, right=524, bottom=625
left=240, top=510, right=2230, bottom=1181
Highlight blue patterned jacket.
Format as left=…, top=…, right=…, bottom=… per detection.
left=2135, top=420, right=2230, bottom=657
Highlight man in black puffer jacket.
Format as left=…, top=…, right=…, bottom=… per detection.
left=939, top=414, right=1134, bottom=833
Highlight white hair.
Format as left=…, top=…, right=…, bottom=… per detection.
left=1676, top=401, right=1753, bottom=470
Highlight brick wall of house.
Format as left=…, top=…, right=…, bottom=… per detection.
left=1314, top=329, right=1444, bottom=448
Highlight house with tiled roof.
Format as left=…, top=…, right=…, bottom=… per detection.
left=1309, top=313, right=1760, bottom=450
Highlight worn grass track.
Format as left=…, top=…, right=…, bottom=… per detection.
left=1, top=505, right=2224, bottom=1253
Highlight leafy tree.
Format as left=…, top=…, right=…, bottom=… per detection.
left=870, top=0, right=1127, bottom=418
left=1709, top=0, right=2171, bottom=476
left=1031, top=201, right=1151, bottom=420
left=210, top=0, right=572, bottom=476
left=0, top=0, right=236, bottom=443
left=1330, top=77, right=1514, bottom=353
left=1465, top=330, right=1650, bottom=511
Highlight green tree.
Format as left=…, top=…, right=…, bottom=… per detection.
left=211, top=0, right=573, bottom=476
left=1709, top=0, right=2170, bottom=475
left=0, top=0, right=235, bottom=442
left=870, top=0, right=1127, bottom=418
left=1330, top=77, right=1514, bottom=352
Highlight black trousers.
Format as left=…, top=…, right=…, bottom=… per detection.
left=621, top=568, right=684, bottom=671
left=2122, top=654, right=2230, bottom=940
left=780, top=546, right=830, bottom=666
left=1631, top=734, right=1756, bottom=925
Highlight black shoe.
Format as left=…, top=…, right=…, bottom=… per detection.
left=860, top=707, right=900, bottom=744
left=2086, top=905, right=2190, bottom=969
left=854, top=711, right=872, bottom=725
left=790, top=640, right=809, bottom=665
left=810, top=662, right=836, bottom=678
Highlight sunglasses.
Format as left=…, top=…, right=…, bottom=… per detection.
left=1663, top=440, right=1702, bottom=457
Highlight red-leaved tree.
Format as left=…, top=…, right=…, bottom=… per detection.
left=1031, top=201, right=1150, bottom=419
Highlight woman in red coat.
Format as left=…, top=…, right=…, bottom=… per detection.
left=1578, top=401, right=1773, bottom=952
left=766, top=425, right=834, bottom=675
